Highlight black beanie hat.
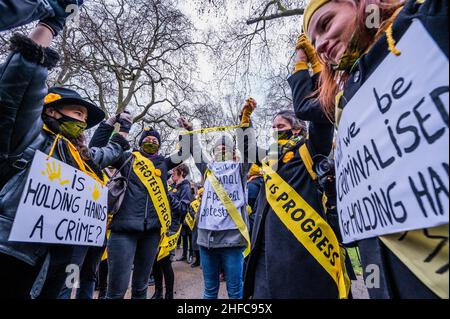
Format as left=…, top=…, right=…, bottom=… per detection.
left=139, top=128, right=161, bottom=146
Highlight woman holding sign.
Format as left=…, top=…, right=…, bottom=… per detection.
left=303, top=0, right=449, bottom=298
left=0, top=9, right=131, bottom=300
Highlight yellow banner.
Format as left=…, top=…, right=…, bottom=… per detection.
left=206, top=169, right=251, bottom=257
left=158, top=227, right=182, bottom=261
left=381, top=225, right=449, bottom=299
left=132, top=152, right=171, bottom=244
left=185, top=210, right=196, bottom=231
left=186, top=199, right=201, bottom=231
left=261, top=162, right=350, bottom=299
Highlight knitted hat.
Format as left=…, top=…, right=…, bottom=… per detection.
left=139, top=127, right=161, bottom=146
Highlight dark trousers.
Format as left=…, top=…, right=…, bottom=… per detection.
left=153, top=255, right=175, bottom=297
left=106, top=230, right=160, bottom=299
left=181, top=226, right=193, bottom=258
left=58, top=245, right=104, bottom=299
left=38, top=245, right=75, bottom=299
left=0, top=253, right=40, bottom=299
left=98, top=259, right=108, bottom=299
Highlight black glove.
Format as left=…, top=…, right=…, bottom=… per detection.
left=40, top=0, right=84, bottom=36
left=117, top=112, right=133, bottom=134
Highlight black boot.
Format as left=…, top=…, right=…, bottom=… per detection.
left=165, top=291, right=174, bottom=300
left=191, top=251, right=200, bottom=268
left=151, top=289, right=163, bottom=300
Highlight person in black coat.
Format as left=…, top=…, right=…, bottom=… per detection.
left=243, top=106, right=338, bottom=299
left=97, top=125, right=192, bottom=299
left=304, top=0, right=448, bottom=299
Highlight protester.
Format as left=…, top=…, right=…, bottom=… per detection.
left=179, top=100, right=255, bottom=300
left=0, top=0, right=84, bottom=32
left=101, top=125, right=192, bottom=299
left=303, top=0, right=449, bottom=299
left=0, top=9, right=130, bottom=300
left=152, top=164, right=194, bottom=299
left=243, top=101, right=349, bottom=298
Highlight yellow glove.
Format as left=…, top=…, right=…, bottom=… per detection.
left=240, top=98, right=257, bottom=126
left=296, top=34, right=322, bottom=74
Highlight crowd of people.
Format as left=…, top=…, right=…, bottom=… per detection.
left=0, top=0, right=448, bottom=300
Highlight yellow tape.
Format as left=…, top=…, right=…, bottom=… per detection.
left=181, top=124, right=249, bottom=136
left=206, top=169, right=251, bottom=257
left=261, top=162, right=350, bottom=299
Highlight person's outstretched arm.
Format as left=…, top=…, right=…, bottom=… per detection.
left=0, top=0, right=84, bottom=34
left=166, top=118, right=210, bottom=176
left=288, top=34, right=334, bottom=157
left=0, top=26, right=58, bottom=159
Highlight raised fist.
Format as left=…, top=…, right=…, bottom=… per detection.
left=177, top=117, right=193, bottom=131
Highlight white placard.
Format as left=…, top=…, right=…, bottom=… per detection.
left=9, top=150, right=108, bottom=247
left=198, top=162, right=246, bottom=231
left=335, top=20, right=449, bottom=244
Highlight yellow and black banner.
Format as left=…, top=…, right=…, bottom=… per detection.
left=132, top=152, right=172, bottom=260
left=261, top=162, right=350, bottom=299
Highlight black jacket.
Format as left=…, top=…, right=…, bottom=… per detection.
left=0, top=0, right=54, bottom=32
left=243, top=70, right=336, bottom=299
left=336, top=0, right=448, bottom=299
left=169, top=179, right=194, bottom=232
left=90, top=123, right=193, bottom=233
left=0, top=35, right=128, bottom=267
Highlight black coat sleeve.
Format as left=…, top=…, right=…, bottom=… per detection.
left=288, top=70, right=330, bottom=124
left=0, top=34, right=59, bottom=159
left=89, top=122, right=115, bottom=148
left=288, top=70, right=334, bottom=157
left=0, top=0, right=54, bottom=31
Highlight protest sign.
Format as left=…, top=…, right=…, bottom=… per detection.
left=198, top=162, right=245, bottom=231
left=9, top=151, right=108, bottom=247
left=335, top=20, right=449, bottom=244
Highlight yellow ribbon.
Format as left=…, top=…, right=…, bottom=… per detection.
left=261, top=161, right=350, bottom=299
left=132, top=151, right=172, bottom=252
left=158, top=226, right=182, bottom=261
left=43, top=125, right=105, bottom=185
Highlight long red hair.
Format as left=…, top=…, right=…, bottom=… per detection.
left=314, top=0, right=405, bottom=122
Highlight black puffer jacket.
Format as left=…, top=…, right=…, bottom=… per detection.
left=336, top=0, right=448, bottom=299
left=0, top=0, right=55, bottom=31
left=0, top=35, right=129, bottom=267
left=90, top=123, right=194, bottom=233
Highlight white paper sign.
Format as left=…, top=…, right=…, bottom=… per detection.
left=198, top=162, right=246, bottom=231
left=335, top=20, right=449, bottom=244
left=9, top=151, right=108, bottom=247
